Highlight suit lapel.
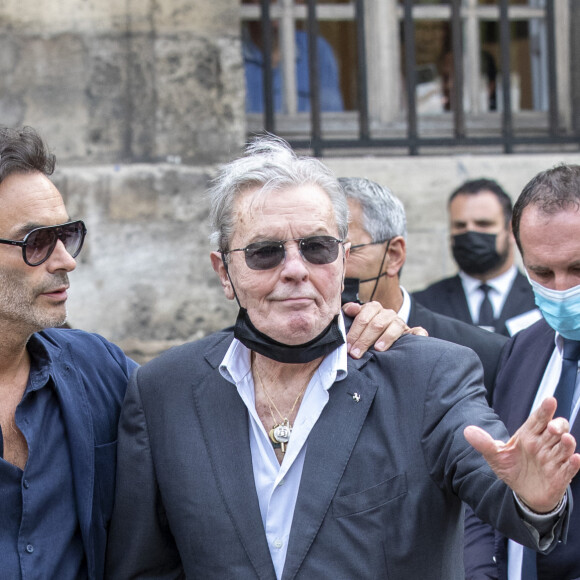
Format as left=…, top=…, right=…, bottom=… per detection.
left=282, top=357, right=378, bottom=580
left=448, top=276, right=474, bottom=323
left=571, top=412, right=580, bottom=450
left=500, top=359, right=547, bottom=433
left=193, top=342, right=277, bottom=580
left=408, top=299, right=434, bottom=330
left=407, top=297, right=420, bottom=328
left=495, top=272, right=534, bottom=331
left=52, top=348, right=96, bottom=574
left=496, top=323, right=554, bottom=433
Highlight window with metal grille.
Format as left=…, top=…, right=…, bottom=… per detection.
left=240, top=0, right=578, bottom=156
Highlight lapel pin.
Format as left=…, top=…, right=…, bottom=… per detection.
left=350, top=392, right=361, bottom=403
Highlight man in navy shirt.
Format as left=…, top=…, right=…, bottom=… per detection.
left=0, top=126, right=138, bottom=579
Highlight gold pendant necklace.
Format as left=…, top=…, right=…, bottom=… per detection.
left=253, top=358, right=308, bottom=453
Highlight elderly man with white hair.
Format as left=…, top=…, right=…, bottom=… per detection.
left=106, top=137, right=580, bottom=580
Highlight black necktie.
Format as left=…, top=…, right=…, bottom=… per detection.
left=521, top=338, right=580, bottom=579
left=477, top=283, right=495, bottom=327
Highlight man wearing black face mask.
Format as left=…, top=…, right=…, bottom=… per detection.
left=413, top=178, right=538, bottom=336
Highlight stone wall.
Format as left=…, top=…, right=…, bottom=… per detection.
left=324, top=153, right=580, bottom=292
left=0, top=0, right=244, bottom=164
left=572, top=0, right=580, bottom=131
left=53, top=163, right=237, bottom=362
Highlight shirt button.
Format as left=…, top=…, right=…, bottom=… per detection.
left=273, top=539, right=283, bottom=549
left=26, top=544, right=34, bottom=553
left=23, top=480, right=30, bottom=489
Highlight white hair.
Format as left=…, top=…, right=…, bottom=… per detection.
left=208, top=135, right=349, bottom=251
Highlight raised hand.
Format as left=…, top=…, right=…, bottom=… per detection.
left=464, top=397, right=580, bottom=513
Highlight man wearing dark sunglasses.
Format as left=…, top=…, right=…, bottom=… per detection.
left=0, top=126, right=138, bottom=580
left=107, top=135, right=580, bottom=580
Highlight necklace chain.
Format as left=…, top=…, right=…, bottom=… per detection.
left=253, top=355, right=309, bottom=453
left=254, top=362, right=308, bottom=425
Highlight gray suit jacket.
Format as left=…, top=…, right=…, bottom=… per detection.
left=408, top=298, right=507, bottom=400
left=106, top=330, right=568, bottom=580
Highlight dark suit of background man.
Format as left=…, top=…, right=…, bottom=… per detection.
left=0, top=126, right=138, bottom=579
left=413, top=178, right=539, bottom=337
left=339, top=176, right=507, bottom=401
left=464, top=164, right=580, bottom=580
left=106, top=136, right=579, bottom=580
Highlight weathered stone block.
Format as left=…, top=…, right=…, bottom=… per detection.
left=153, top=34, right=245, bottom=163
left=0, top=0, right=245, bottom=165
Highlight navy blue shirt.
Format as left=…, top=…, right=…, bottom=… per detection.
left=0, top=336, right=87, bottom=579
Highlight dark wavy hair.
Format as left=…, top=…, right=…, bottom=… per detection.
left=0, top=126, right=55, bottom=183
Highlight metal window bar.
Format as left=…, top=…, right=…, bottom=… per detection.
left=260, top=0, right=275, bottom=133
left=545, top=0, right=559, bottom=136
left=402, top=0, right=418, bottom=155
left=306, top=0, right=323, bottom=156
left=244, top=1, right=579, bottom=156
left=499, top=0, right=513, bottom=153
left=451, top=0, right=465, bottom=139
left=354, top=0, right=369, bottom=142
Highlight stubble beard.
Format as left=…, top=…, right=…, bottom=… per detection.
left=0, top=267, right=69, bottom=333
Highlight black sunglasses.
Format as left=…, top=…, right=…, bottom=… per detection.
left=223, top=235, right=344, bottom=271
left=0, top=220, right=87, bottom=267
left=349, top=239, right=390, bottom=251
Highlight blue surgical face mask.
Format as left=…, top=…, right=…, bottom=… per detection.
left=526, top=273, right=580, bottom=340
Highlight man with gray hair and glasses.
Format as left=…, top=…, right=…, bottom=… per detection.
left=340, top=176, right=506, bottom=400
left=106, top=137, right=579, bottom=579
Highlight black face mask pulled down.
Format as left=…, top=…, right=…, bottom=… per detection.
left=452, top=231, right=506, bottom=276
left=341, top=278, right=362, bottom=305
left=341, top=272, right=388, bottom=306
left=233, top=308, right=345, bottom=364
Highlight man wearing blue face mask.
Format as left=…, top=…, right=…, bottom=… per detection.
left=464, top=164, right=580, bottom=580
left=413, top=179, right=539, bottom=336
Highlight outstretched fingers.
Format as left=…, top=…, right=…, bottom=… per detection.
left=464, top=396, right=580, bottom=513
left=463, top=425, right=499, bottom=459
left=522, top=397, right=558, bottom=438
left=545, top=428, right=580, bottom=482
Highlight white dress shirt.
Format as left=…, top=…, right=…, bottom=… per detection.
left=507, top=332, right=580, bottom=580
left=458, top=266, right=541, bottom=335
left=459, top=265, right=518, bottom=324
left=218, top=316, right=348, bottom=580
left=397, top=286, right=412, bottom=324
